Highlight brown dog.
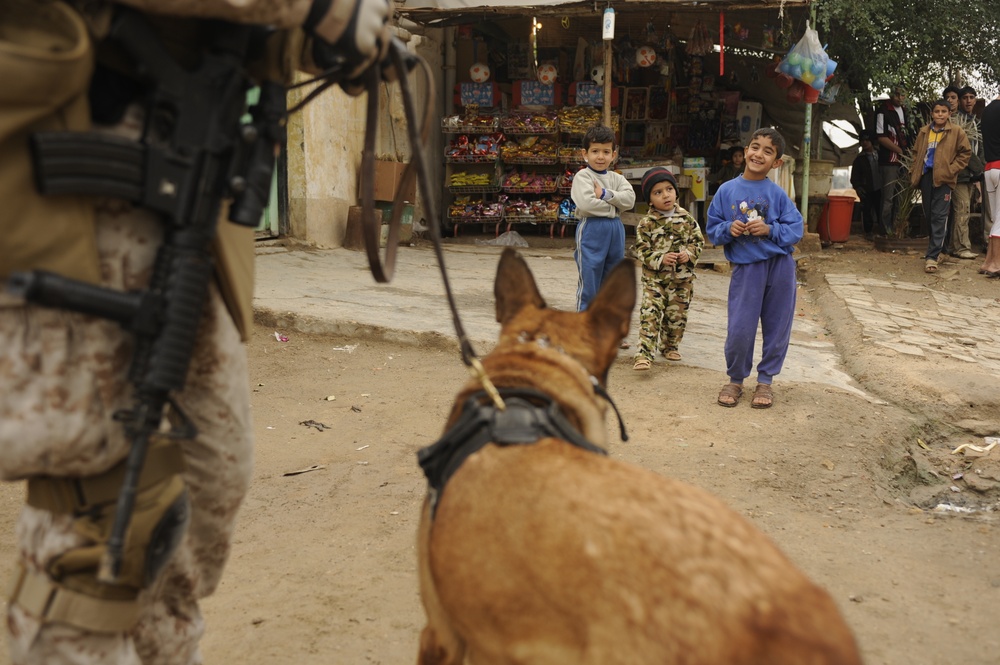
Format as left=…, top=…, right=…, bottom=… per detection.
left=416, top=249, right=862, bottom=665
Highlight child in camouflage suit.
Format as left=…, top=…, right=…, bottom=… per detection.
left=632, top=167, right=704, bottom=370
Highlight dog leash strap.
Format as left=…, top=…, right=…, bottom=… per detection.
left=391, top=47, right=505, bottom=411
left=591, top=378, right=629, bottom=442
left=467, top=357, right=504, bottom=411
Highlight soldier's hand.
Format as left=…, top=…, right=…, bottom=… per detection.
left=306, top=0, right=391, bottom=82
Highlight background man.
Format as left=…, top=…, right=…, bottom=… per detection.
left=875, top=85, right=912, bottom=237
left=949, top=85, right=984, bottom=259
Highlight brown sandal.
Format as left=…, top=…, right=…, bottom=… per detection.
left=717, top=383, right=743, bottom=407
left=751, top=383, right=774, bottom=409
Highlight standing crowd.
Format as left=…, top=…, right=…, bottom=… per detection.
left=851, top=83, right=1000, bottom=277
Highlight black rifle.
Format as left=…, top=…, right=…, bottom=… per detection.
left=7, top=11, right=281, bottom=583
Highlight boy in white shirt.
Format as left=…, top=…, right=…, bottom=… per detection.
left=570, top=125, right=636, bottom=311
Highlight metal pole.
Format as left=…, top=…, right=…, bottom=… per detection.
left=799, top=4, right=818, bottom=221
left=800, top=103, right=812, bottom=216
left=603, top=41, right=612, bottom=127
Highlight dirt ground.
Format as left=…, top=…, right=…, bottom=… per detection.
left=2, top=236, right=998, bottom=664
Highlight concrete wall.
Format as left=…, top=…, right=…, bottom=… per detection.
left=285, top=31, right=444, bottom=247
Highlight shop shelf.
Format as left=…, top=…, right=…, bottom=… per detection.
left=501, top=154, right=559, bottom=165
left=500, top=115, right=559, bottom=135
left=448, top=213, right=504, bottom=224
left=445, top=153, right=499, bottom=164
left=448, top=184, right=501, bottom=194
left=502, top=184, right=558, bottom=194
left=440, top=117, right=499, bottom=134
left=503, top=214, right=558, bottom=224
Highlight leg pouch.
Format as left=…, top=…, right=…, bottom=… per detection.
left=9, top=441, right=190, bottom=633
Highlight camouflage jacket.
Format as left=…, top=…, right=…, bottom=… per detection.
left=633, top=205, right=704, bottom=279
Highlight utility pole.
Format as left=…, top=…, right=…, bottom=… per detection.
left=799, top=2, right=818, bottom=219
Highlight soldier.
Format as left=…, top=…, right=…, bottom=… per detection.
left=0, top=1, right=390, bottom=663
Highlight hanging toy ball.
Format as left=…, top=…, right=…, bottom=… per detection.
left=537, top=63, right=558, bottom=85
left=590, top=64, right=605, bottom=85
left=469, top=62, right=491, bottom=83
left=636, top=45, right=657, bottom=68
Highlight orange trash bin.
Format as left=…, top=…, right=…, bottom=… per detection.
left=819, top=195, right=855, bottom=243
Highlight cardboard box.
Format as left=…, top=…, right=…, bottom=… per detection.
left=513, top=81, right=561, bottom=106
left=456, top=82, right=501, bottom=108
left=367, top=160, right=416, bottom=203
left=683, top=167, right=709, bottom=201
left=737, top=101, right=763, bottom=146
left=569, top=82, right=619, bottom=107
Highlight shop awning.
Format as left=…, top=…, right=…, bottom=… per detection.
left=400, top=0, right=810, bottom=24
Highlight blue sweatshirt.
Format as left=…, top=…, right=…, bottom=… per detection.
left=705, top=176, right=803, bottom=264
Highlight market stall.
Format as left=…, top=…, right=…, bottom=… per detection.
left=399, top=0, right=862, bottom=235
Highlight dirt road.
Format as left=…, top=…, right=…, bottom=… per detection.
left=202, top=239, right=999, bottom=664
left=2, top=238, right=998, bottom=664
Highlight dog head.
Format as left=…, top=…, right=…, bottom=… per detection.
left=492, top=248, right=635, bottom=386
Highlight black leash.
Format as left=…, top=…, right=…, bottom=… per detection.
left=383, top=43, right=504, bottom=408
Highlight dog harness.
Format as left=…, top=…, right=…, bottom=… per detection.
left=418, top=387, right=608, bottom=514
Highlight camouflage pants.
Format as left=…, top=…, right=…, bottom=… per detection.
left=0, top=201, right=254, bottom=662
left=635, top=269, right=695, bottom=361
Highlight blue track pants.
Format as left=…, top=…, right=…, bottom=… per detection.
left=574, top=216, right=626, bottom=311
left=724, top=252, right=797, bottom=385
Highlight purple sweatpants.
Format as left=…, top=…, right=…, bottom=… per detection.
left=724, top=252, right=797, bottom=385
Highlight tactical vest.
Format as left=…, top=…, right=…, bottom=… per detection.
left=0, top=1, right=302, bottom=340
left=0, top=0, right=100, bottom=284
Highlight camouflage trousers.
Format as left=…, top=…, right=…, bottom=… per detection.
left=635, top=269, right=695, bottom=361
left=0, top=205, right=254, bottom=663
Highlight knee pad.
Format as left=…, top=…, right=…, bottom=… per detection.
left=10, top=440, right=190, bottom=632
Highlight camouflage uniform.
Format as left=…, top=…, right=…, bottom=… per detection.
left=2, top=0, right=394, bottom=655
left=632, top=205, right=705, bottom=361
left=0, top=90, right=256, bottom=662
left=0, top=1, right=310, bottom=662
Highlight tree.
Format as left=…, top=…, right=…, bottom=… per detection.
left=816, top=0, right=1000, bottom=104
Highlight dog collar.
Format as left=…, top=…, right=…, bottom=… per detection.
left=417, top=388, right=607, bottom=515
left=513, top=332, right=629, bottom=443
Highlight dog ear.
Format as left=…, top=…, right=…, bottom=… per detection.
left=586, top=258, right=636, bottom=343
left=494, top=248, right=547, bottom=324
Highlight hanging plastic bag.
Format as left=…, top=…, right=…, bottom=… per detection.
left=776, top=22, right=828, bottom=92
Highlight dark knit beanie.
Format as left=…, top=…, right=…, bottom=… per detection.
left=641, top=167, right=678, bottom=201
